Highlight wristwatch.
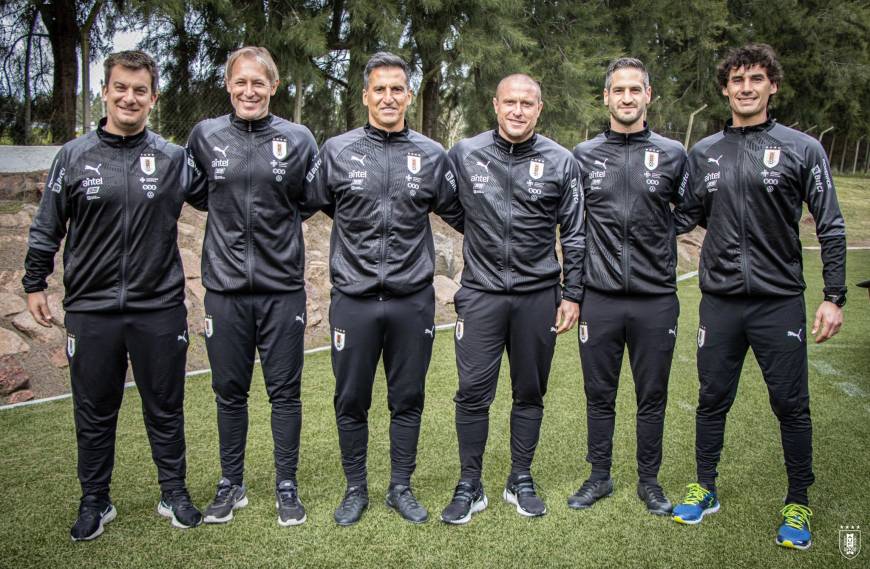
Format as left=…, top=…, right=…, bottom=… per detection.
left=824, top=293, right=846, bottom=307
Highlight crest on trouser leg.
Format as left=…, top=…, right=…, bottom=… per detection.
left=333, top=328, right=346, bottom=351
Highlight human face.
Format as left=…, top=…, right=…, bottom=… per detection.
left=227, top=57, right=278, bottom=121
left=722, top=64, right=778, bottom=127
left=493, top=78, right=542, bottom=144
left=363, top=66, right=411, bottom=132
left=102, top=65, right=157, bottom=136
left=604, top=67, right=651, bottom=133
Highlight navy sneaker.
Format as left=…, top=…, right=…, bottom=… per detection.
left=334, top=484, right=369, bottom=526
left=776, top=504, right=812, bottom=550
left=276, top=480, right=306, bottom=527
left=203, top=478, right=248, bottom=524
left=503, top=473, right=546, bottom=517
left=158, top=487, right=203, bottom=528
left=441, top=481, right=487, bottom=525
left=672, top=483, right=719, bottom=525
left=70, top=496, right=116, bottom=541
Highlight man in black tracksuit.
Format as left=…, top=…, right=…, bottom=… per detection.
left=440, top=74, right=584, bottom=524
left=23, top=51, right=206, bottom=540
left=185, top=47, right=317, bottom=527
left=671, top=45, right=846, bottom=551
left=304, top=52, right=463, bottom=526
left=568, top=58, right=686, bottom=516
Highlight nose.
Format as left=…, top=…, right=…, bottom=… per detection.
left=244, top=81, right=255, bottom=98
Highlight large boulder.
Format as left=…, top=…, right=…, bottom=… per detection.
left=0, top=327, right=29, bottom=356
left=0, top=292, right=25, bottom=316
left=0, top=355, right=29, bottom=395
left=12, top=311, right=64, bottom=343
left=6, top=389, right=34, bottom=404
left=434, top=275, right=460, bottom=305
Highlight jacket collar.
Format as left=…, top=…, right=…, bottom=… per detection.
left=724, top=117, right=775, bottom=136
left=230, top=113, right=273, bottom=132
left=492, top=129, right=538, bottom=156
left=364, top=122, right=410, bottom=142
left=96, top=117, right=148, bottom=148
left=603, top=123, right=651, bottom=144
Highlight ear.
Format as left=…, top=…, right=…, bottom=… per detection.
left=770, top=82, right=779, bottom=95
left=363, top=88, right=369, bottom=108
left=492, top=96, right=499, bottom=114
left=721, top=86, right=729, bottom=98
left=602, top=88, right=609, bottom=106
left=270, top=80, right=279, bottom=96
left=645, top=86, right=652, bottom=104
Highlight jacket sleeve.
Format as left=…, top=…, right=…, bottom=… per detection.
left=184, top=124, right=209, bottom=211
left=803, top=139, right=846, bottom=297
left=673, top=149, right=706, bottom=234
left=296, top=129, right=323, bottom=222
left=22, top=147, right=70, bottom=293
left=430, top=150, right=464, bottom=233
left=558, top=155, right=585, bottom=303
left=301, top=140, right=335, bottom=219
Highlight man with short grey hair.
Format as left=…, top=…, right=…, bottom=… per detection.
left=305, top=51, right=463, bottom=526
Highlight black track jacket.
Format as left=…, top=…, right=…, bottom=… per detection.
left=186, top=113, right=318, bottom=293
left=574, top=127, right=687, bottom=295
left=23, top=119, right=205, bottom=312
left=450, top=130, right=584, bottom=302
left=674, top=119, right=846, bottom=298
left=304, top=123, right=464, bottom=297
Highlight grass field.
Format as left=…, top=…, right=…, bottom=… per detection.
left=1, top=184, right=868, bottom=568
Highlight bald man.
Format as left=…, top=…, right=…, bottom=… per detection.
left=440, top=74, right=585, bottom=524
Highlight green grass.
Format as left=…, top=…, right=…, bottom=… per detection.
left=1, top=251, right=868, bottom=568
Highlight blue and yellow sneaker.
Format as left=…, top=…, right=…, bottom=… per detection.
left=672, top=483, right=720, bottom=525
left=776, top=504, right=812, bottom=550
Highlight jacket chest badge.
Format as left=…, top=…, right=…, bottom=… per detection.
left=272, top=137, right=288, bottom=161
left=644, top=149, right=659, bottom=171
left=140, top=153, right=156, bottom=175
left=407, top=153, right=422, bottom=174
left=763, top=147, right=781, bottom=168
left=529, top=159, right=544, bottom=180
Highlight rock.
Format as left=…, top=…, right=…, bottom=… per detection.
left=50, top=347, right=69, bottom=368
left=46, top=293, right=65, bottom=327
left=177, top=222, right=198, bottom=237
left=187, top=278, right=206, bottom=302
left=0, top=292, right=25, bottom=316
left=434, top=275, right=460, bottom=305
left=11, top=311, right=64, bottom=343
left=433, top=232, right=457, bottom=276
left=0, top=327, right=29, bottom=356
left=0, top=214, right=18, bottom=228
left=179, top=248, right=201, bottom=278
left=6, top=389, right=34, bottom=404
left=453, top=271, right=462, bottom=284
left=0, top=355, right=29, bottom=395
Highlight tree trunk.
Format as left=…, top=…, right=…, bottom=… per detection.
left=37, top=0, right=80, bottom=143
left=420, top=64, right=441, bottom=141
left=294, top=77, right=303, bottom=123
left=81, top=0, right=104, bottom=134
left=23, top=7, right=38, bottom=145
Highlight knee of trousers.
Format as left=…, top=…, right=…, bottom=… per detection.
left=770, top=393, right=811, bottom=424
left=511, top=389, right=544, bottom=409
left=455, top=397, right=492, bottom=418
left=511, top=400, right=543, bottom=421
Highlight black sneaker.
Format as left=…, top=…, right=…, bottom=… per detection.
left=203, top=477, right=248, bottom=524
left=334, top=484, right=369, bottom=526
left=276, top=480, right=307, bottom=526
left=637, top=481, right=672, bottom=516
left=503, top=473, right=546, bottom=517
left=440, top=480, right=488, bottom=525
left=70, top=496, right=116, bottom=541
left=385, top=484, right=428, bottom=524
left=157, top=487, right=203, bottom=529
left=567, top=478, right=614, bottom=510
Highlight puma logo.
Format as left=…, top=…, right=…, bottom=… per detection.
left=475, top=160, right=490, bottom=172
left=213, top=145, right=229, bottom=158
left=593, top=158, right=608, bottom=170
left=295, top=314, right=305, bottom=325
left=668, top=328, right=677, bottom=337
left=424, top=326, right=435, bottom=337
left=787, top=328, right=803, bottom=343
left=177, top=330, right=188, bottom=343
left=351, top=154, right=366, bottom=166
left=707, top=155, right=722, bottom=167
left=84, top=164, right=101, bottom=176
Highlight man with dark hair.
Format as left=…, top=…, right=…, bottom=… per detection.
left=305, top=51, right=463, bottom=526
left=672, top=43, right=846, bottom=551
left=186, top=46, right=318, bottom=527
left=24, top=50, right=207, bottom=540
left=440, top=73, right=584, bottom=524
left=568, top=57, right=686, bottom=515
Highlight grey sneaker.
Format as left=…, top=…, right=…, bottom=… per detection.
left=440, top=480, right=488, bottom=525
left=385, top=484, right=428, bottom=523
left=276, top=480, right=306, bottom=526
left=503, top=473, right=546, bottom=517
left=334, top=484, right=369, bottom=526
left=567, top=478, right=614, bottom=510
left=70, top=496, right=116, bottom=541
left=203, top=477, right=248, bottom=524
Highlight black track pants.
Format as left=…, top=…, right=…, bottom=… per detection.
left=204, top=290, right=306, bottom=485
left=453, top=286, right=560, bottom=482
left=65, top=305, right=189, bottom=498
left=696, top=293, right=813, bottom=505
left=579, top=289, right=679, bottom=481
left=330, top=286, right=435, bottom=486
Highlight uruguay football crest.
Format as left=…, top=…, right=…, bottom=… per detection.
left=697, top=326, right=706, bottom=348
left=763, top=147, right=781, bottom=168
left=205, top=316, right=213, bottom=338
left=66, top=334, right=76, bottom=357
left=840, top=526, right=861, bottom=560
left=407, top=153, right=421, bottom=174
left=455, top=319, right=464, bottom=341
left=333, top=328, right=346, bottom=351
left=140, top=153, right=156, bottom=175
left=272, top=138, right=288, bottom=160
left=529, top=160, right=544, bottom=180
left=644, top=150, right=659, bottom=171
left=579, top=322, right=588, bottom=344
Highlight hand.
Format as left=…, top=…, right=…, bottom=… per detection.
left=812, top=301, right=843, bottom=343
left=555, top=300, right=579, bottom=334
left=27, top=291, right=54, bottom=327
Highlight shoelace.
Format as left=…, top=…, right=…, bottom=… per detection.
left=645, top=484, right=666, bottom=502
left=781, top=504, right=812, bottom=530
left=451, top=483, right=476, bottom=504
left=212, top=483, right=234, bottom=506
left=681, top=483, right=710, bottom=506
left=396, top=488, right=421, bottom=509
left=78, top=497, right=108, bottom=518
left=339, top=486, right=366, bottom=509
left=576, top=479, right=601, bottom=498
left=277, top=484, right=299, bottom=506
left=166, top=488, right=195, bottom=510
